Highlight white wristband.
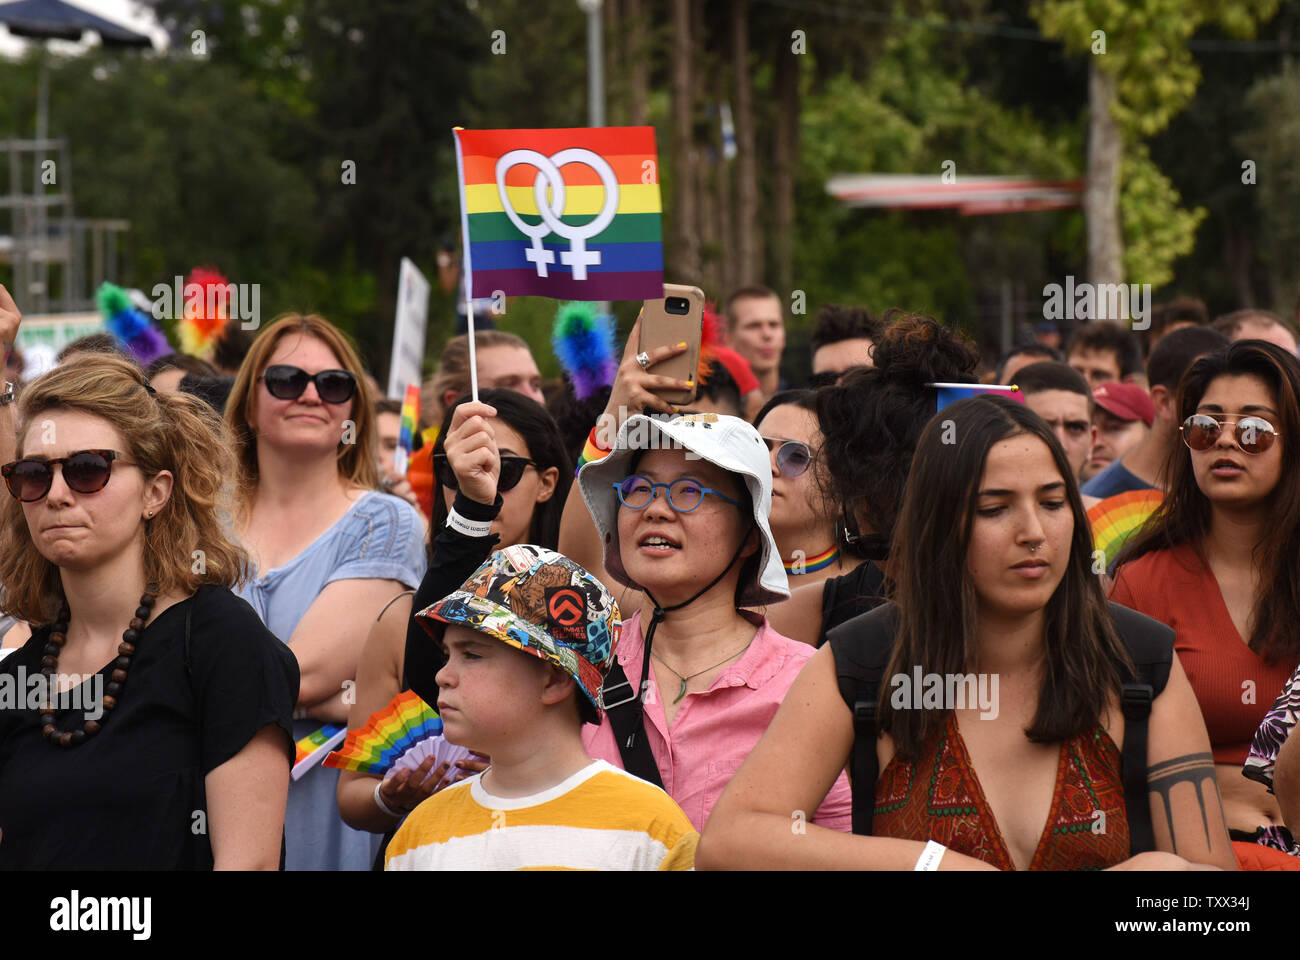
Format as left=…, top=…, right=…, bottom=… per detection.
left=373, top=780, right=404, bottom=820
left=913, top=840, right=946, bottom=871
left=445, top=505, right=493, bottom=538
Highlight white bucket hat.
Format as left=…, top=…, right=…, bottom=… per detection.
left=577, top=412, right=789, bottom=607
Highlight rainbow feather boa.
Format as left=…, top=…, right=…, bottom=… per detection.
left=96, top=283, right=171, bottom=365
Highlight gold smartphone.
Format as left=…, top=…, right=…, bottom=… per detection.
left=638, top=283, right=704, bottom=405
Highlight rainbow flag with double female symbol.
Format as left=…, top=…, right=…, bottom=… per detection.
left=453, top=127, right=664, bottom=301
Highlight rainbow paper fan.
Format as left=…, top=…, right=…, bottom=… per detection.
left=324, top=690, right=443, bottom=776
left=177, top=266, right=230, bottom=356
left=1087, top=487, right=1165, bottom=572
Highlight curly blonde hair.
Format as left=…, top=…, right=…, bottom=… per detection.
left=0, top=354, right=250, bottom=623
left=224, top=313, right=379, bottom=512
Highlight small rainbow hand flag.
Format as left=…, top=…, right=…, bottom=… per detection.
left=393, top=383, right=420, bottom=477
left=453, top=126, right=664, bottom=301
left=292, top=723, right=347, bottom=781
left=1087, top=488, right=1165, bottom=572
left=324, top=690, right=443, bottom=777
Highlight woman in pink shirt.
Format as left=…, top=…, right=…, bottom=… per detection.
left=559, top=318, right=852, bottom=831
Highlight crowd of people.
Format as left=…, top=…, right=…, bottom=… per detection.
left=1, top=276, right=1299, bottom=872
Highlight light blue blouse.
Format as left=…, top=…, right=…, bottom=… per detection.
left=236, top=490, right=427, bottom=871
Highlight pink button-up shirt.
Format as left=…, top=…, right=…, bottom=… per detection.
left=583, top=610, right=853, bottom=833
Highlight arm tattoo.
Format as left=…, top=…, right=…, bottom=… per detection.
left=1146, top=752, right=1218, bottom=851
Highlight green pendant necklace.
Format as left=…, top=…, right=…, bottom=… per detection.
left=651, top=639, right=755, bottom=704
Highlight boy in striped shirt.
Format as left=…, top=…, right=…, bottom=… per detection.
left=386, top=545, right=696, bottom=871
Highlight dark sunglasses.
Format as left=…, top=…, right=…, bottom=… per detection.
left=807, top=371, right=840, bottom=389
left=762, top=436, right=813, bottom=477
left=2, top=450, right=136, bottom=502
left=434, top=455, right=537, bottom=493
left=1180, top=414, right=1279, bottom=455
left=261, top=364, right=357, bottom=404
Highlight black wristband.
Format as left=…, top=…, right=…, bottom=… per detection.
left=452, top=490, right=502, bottom=522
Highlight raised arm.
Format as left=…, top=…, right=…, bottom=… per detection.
left=403, top=401, right=507, bottom=705
left=557, top=312, right=690, bottom=595
left=697, top=644, right=995, bottom=870
left=0, top=284, right=21, bottom=466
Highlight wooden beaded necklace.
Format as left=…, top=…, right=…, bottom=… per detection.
left=39, top=583, right=158, bottom=748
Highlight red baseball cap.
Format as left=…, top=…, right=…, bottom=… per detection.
left=1092, top=382, right=1154, bottom=426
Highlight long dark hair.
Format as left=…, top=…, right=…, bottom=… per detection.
left=429, top=388, right=571, bottom=561
left=881, top=395, right=1131, bottom=759
left=1116, top=340, right=1300, bottom=664
left=817, top=313, right=979, bottom=559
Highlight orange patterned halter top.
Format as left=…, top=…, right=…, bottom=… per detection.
left=873, top=713, right=1129, bottom=870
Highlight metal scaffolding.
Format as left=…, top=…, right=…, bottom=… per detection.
left=0, top=137, right=129, bottom=313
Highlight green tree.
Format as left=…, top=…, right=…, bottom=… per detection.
left=1034, top=0, right=1280, bottom=286
left=1236, top=67, right=1300, bottom=314
left=792, top=23, right=1082, bottom=337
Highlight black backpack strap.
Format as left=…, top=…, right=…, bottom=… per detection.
left=825, top=603, right=900, bottom=836
left=601, top=658, right=664, bottom=788
left=1108, top=602, right=1174, bottom=857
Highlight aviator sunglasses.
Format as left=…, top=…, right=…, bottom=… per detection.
left=761, top=436, right=814, bottom=478
left=434, top=454, right=538, bottom=493
left=261, top=364, right=357, bottom=404
left=2, top=450, right=136, bottom=502
left=1180, top=414, right=1279, bottom=456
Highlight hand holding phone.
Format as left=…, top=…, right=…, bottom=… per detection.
left=638, top=284, right=704, bottom=405
left=603, top=312, right=694, bottom=428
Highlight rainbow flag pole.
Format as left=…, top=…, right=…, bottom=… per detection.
left=453, top=126, right=480, bottom=402
left=452, top=126, right=666, bottom=404
left=929, top=382, right=1026, bottom=412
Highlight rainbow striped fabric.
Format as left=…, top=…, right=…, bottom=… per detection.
left=324, top=690, right=443, bottom=777
left=1087, top=487, right=1165, bottom=571
left=453, top=127, right=663, bottom=301
left=393, top=383, right=420, bottom=477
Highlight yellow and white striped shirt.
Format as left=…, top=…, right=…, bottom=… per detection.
left=385, top=760, right=697, bottom=871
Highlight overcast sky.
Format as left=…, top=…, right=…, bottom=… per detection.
left=0, top=0, right=170, bottom=57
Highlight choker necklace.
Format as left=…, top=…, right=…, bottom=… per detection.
left=41, top=583, right=158, bottom=748
left=651, top=638, right=754, bottom=704
left=785, top=545, right=839, bottom=575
